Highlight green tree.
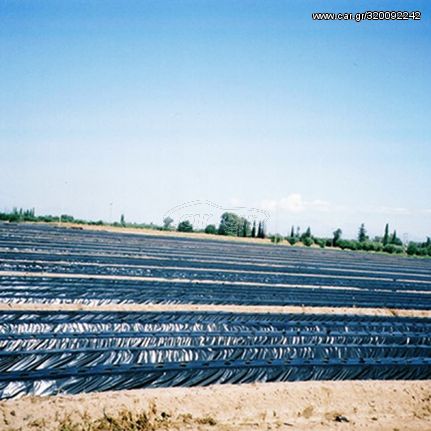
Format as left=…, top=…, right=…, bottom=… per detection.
left=218, top=212, right=241, bottom=236
left=301, top=227, right=311, bottom=241
left=303, top=237, right=313, bottom=247
left=204, top=224, right=217, bottom=234
left=390, top=230, right=402, bottom=246
left=257, top=221, right=262, bottom=238
left=163, top=216, right=174, bottom=230
left=382, top=223, right=390, bottom=245
left=270, top=234, right=283, bottom=244
left=241, top=219, right=250, bottom=237
left=177, top=220, right=193, bottom=232
left=120, top=214, right=125, bottom=227
left=286, top=236, right=297, bottom=245
left=314, top=238, right=326, bottom=248
left=333, top=228, right=342, bottom=246
left=358, top=223, right=368, bottom=242
left=407, top=242, right=418, bottom=256
left=257, top=221, right=266, bottom=239
left=290, top=226, right=295, bottom=238
left=251, top=221, right=256, bottom=238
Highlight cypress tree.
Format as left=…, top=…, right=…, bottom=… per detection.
left=242, top=220, right=248, bottom=237
left=383, top=223, right=389, bottom=245
left=358, top=223, right=367, bottom=242
left=290, top=226, right=295, bottom=238
left=251, top=221, right=256, bottom=238
left=333, top=228, right=342, bottom=246
left=260, top=221, right=266, bottom=239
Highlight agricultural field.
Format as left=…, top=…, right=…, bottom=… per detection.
left=0, top=222, right=430, bottom=404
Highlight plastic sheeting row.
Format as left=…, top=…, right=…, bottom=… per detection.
left=1, top=223, right=430, bottom=274
left=0, top=311, right=430, bottom=399
left=1, top=275, right=430, bottom=310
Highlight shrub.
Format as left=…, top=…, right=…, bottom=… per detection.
left=337, top=240, right=358, bottom=250
left=407, top=243, right=418, bottom=256
left=360, top=241, right=383, bottom=252
left=383, top=244, right=403, bottom=254
left=177, top=220, right=193, bottom=232
left=302, top=237, right=313, bottom=247
left=60, top=214, right=74, bottom=223
left=332, top=228, right=342, bottom=246
left=313, top=238, right=326, bottom=248
left=163, top=216, right=174, bottom=230
left=270, top=234, right=283, bottom=244
left=204, top=224, right=217, bottom=234
left=286, top=236, right=297, bottom=245
left=416, top=247, right=428, bottom=256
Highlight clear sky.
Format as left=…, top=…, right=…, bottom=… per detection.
left=1, top=0, right=430, bottom=240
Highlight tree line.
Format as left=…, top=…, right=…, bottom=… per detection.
left=284, top=223, right=407, bottom=254
left=1, top=208, right=430, bottom=257
left=173, top=214, right=430, bottom=257
left=173, top=212, right=267, bottom=238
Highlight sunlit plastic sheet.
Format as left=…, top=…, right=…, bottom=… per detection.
left=1, top=276, right=430, bottom=310
left=0, top=311, right=430, bottom=399
left=1, top=223, right=431, bottom=276
left=2, top=259, right=431, bottom=293
left=3, top=249, right=431, bottom=284
left=1, top=224, right=431, bottom=309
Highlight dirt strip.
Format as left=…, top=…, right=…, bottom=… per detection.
left=1, top=380, right=430, bottom=430
left=1, top=302, right=430, bottom=318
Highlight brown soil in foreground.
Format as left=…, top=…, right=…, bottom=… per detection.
left=0, top=380, right=430, bottom=431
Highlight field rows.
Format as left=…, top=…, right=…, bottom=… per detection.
left=1, top=310, right=430, bottom=398
left=0, top=223, right=430, bottom=398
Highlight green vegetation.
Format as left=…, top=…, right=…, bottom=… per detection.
left=270, top=234, right=283, bottom=244
left=406, top=237, right=431, bottom=257
left=332, top=228, right=342, bottom=246
left=218, top=212, right=247, bottom=237
left=383, top=223, right=390, bottom=245
left=257, top=220, right=266, bottom=239
left=177, top=220, right=193, bottom=232
left=251, top=221, right=257, bottom=238
left=358, top=223, right=368, bottom=242
left=162, top=216, right=174, bottom=230
left=1, top=208, right=429, bottom=257
left=204, top=224, right=217, bottom=234
left=282, top=221, right=429, bottom=256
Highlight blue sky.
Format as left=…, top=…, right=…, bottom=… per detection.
left=1, top=0, right=430, bottom=240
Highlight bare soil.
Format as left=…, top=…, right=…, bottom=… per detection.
left=1, top=380, right=430, bottom=430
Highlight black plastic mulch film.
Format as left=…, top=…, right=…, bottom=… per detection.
left=0, top=310, right=430, bottom=399
left=0, top=224, right=430, bottom=398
